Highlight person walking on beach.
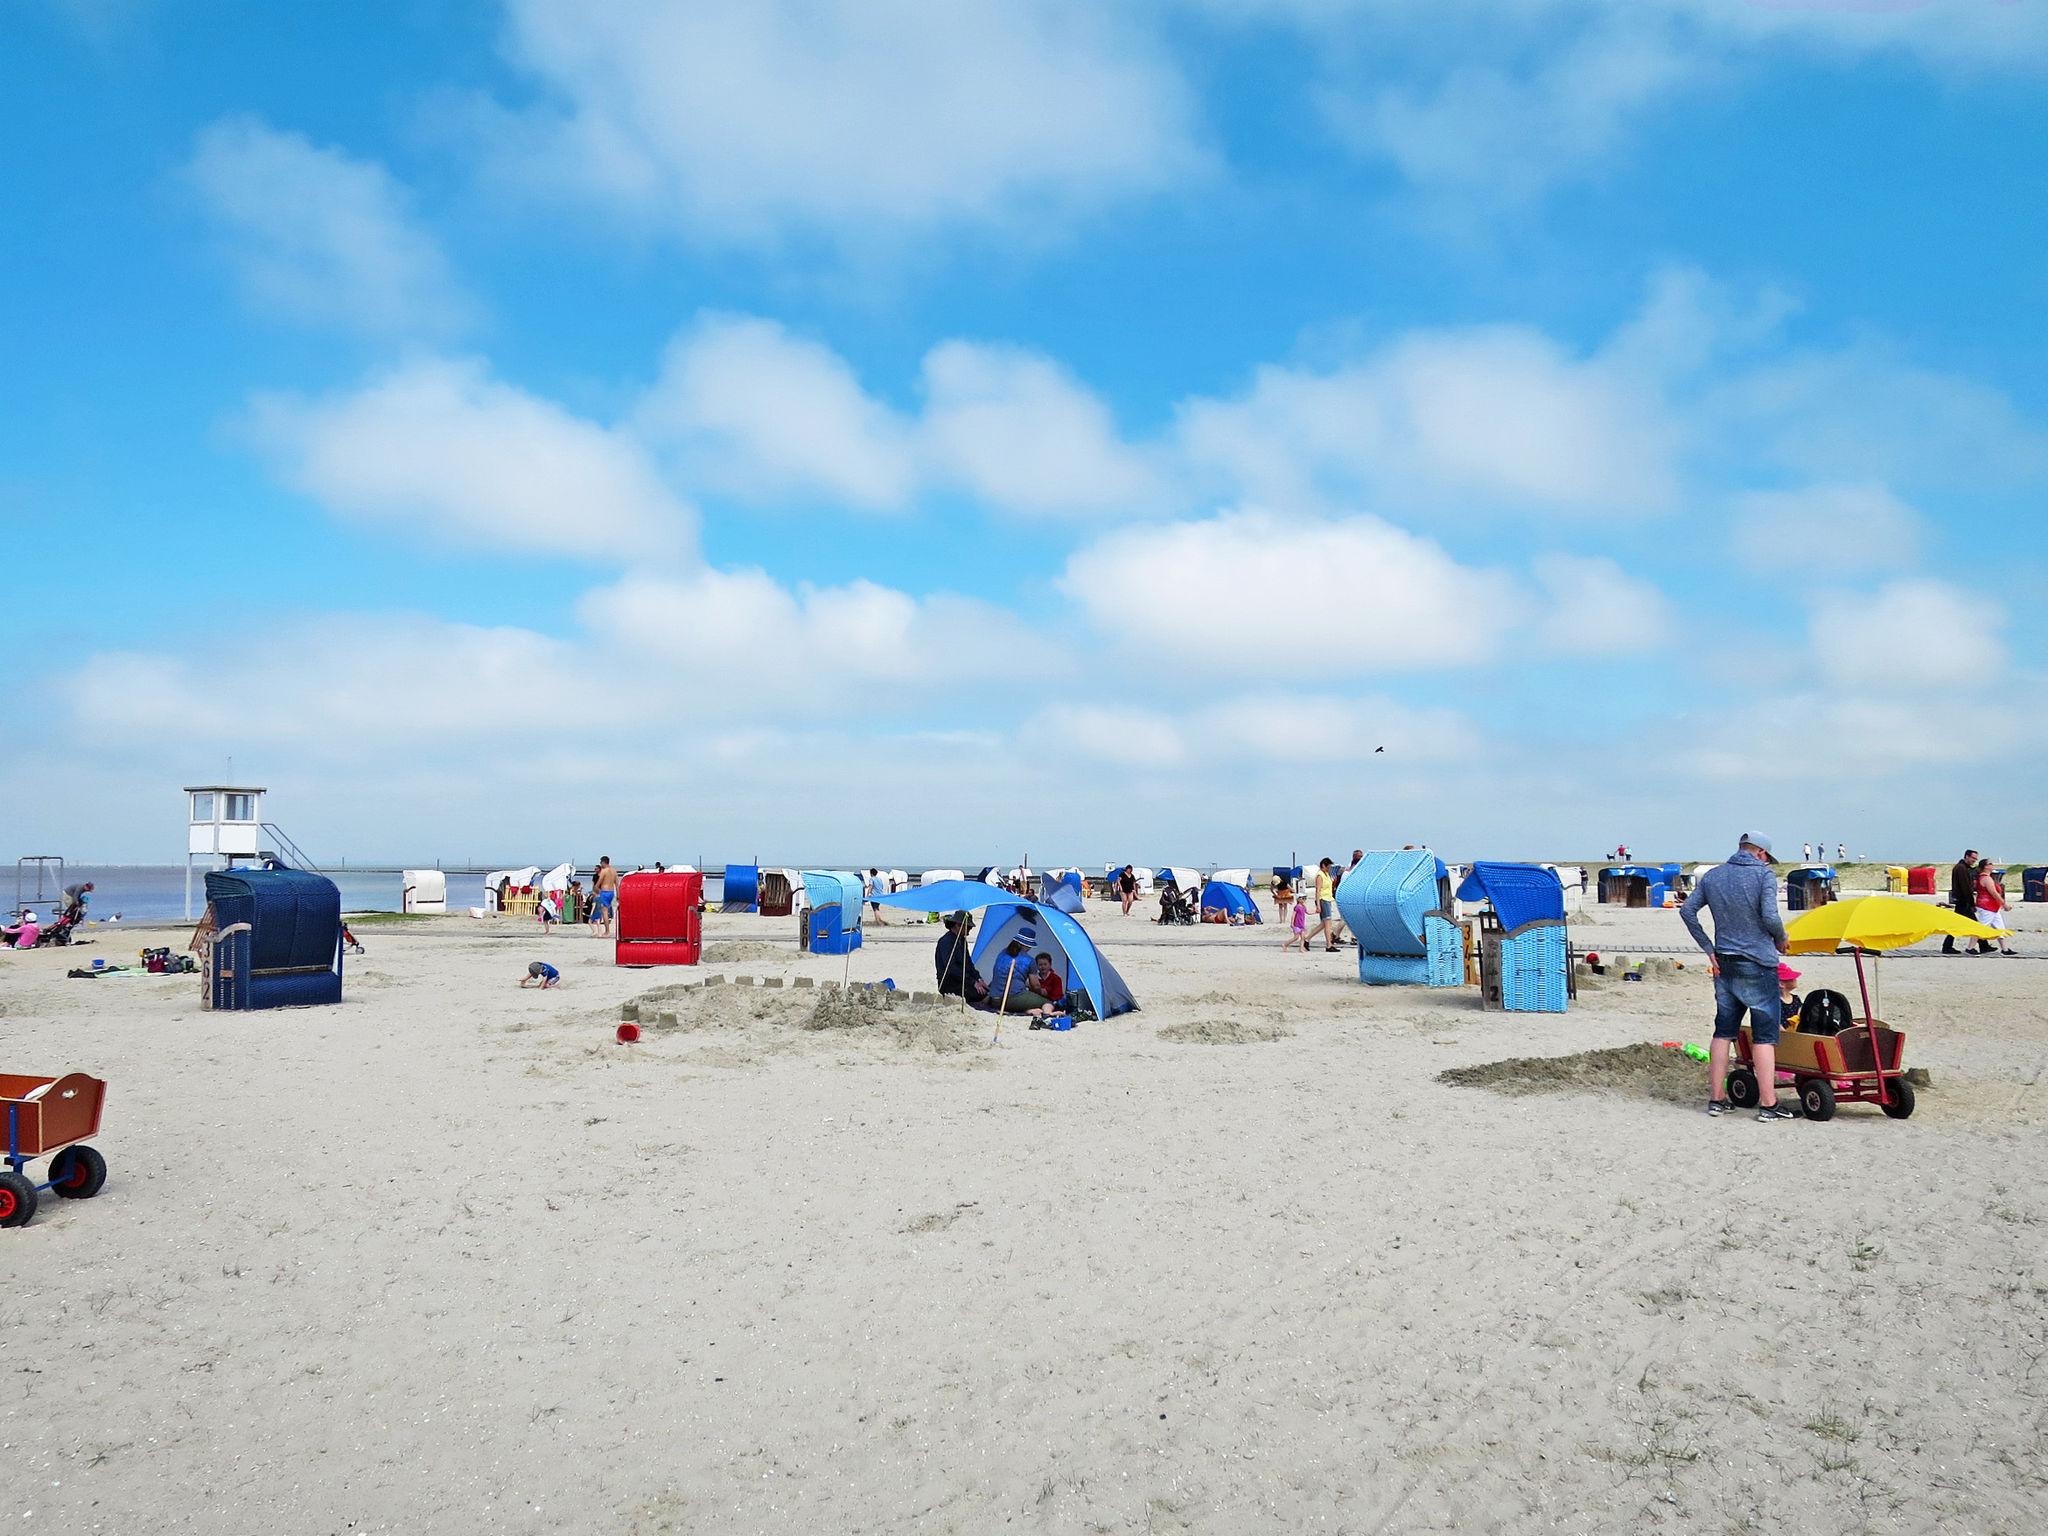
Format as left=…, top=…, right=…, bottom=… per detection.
left=1976, top=857, right=2016, bottom=955
left=1282, top=887, right=1310, bottom=952
left=1680, top=833, right=1793, bottom=1122
left=1271, top=869, right=1295, bottom=931
left=1306, top=857, right=1340, bottom=953
left=866, top=868, right=888, bottom=925
left=591, top=857, right=620, bottom=937
left=1118, top=864, right=1139, bottom=916
left=1942, top=849, right=1987, bottom=955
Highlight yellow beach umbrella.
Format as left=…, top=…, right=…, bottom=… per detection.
left=1781, top=894, right=2003, bottom=1113
left=1784, top=894, right=2006, bottom=955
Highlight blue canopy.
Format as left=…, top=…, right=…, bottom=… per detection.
left=1039, top=870, right=1085, bottom=914
left=870, top=879, right=1136, bottom=1017
left=1199, top=880, right=1261, bottom=922
left=721, top=863, right=759, bottom=913
left=1456, top=862, right=1565, bottom=931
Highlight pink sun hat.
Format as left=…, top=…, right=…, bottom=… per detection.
left=1777, top=963, right=1801, bottom=984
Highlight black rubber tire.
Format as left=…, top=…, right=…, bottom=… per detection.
left=1879, top=1077, right=1917, bottom=1120
left=1798, top=1079, right=1837, bottom=1122
left=49, top=1145, right=107, bottom=1200
left=0, top=1170, right=37, bottom=1228
left=1726, top=1069, right=1760, bottom=1109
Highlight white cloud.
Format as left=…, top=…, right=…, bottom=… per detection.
left=1178, top=323, right=1678, bottom=516
left=1703, top=343, right=2048, bottom=493
left=577, top=569, right=1038, bottom=707
left=1325, top=25, right=1697, bottom=204
left=490, top=0, right=1202, bottom=243
left=638, top=314, right=918, bottom=510
left=1201, top=1, right=2048, bottom=206
left=1193, top=692, right=1479, bottom=761
left=1810, top=580, right=2006, bottom=693
left=247, top=358, right=693, bottom=561
left=1060, top=508, right=1521, bottom=673
left=1531, top=554, right=1675, bottom=655
left=635, top=320, right=1162, bottom=519
left=1031, top=705, right=1188, bottom=768
left=67, top=619, right=610, bottom=753
left=185, top=116, right=471, bottom=336
left=1730, top=484, right=1922, bottom=572
left=920, top=342, right=1167, bottom=516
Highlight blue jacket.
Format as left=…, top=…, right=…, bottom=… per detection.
left=1681, top=851, right=1788, bottom=968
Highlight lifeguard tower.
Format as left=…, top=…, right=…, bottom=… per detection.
left=184, top=784, right=265, bottom=918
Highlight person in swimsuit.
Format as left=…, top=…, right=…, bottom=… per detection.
left=592, top=857, right=620, bottom=937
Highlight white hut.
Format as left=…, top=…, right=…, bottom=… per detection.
left=401, top=869, right=447, bottom=913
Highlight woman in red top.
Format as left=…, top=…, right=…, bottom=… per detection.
left=1977, top=859, right=2016, bottom=955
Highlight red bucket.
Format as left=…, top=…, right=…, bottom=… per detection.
left=616, top=1023, right=641, bottom=1044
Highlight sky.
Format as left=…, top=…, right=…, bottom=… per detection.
left=5, top=0, right=2045, bottom=867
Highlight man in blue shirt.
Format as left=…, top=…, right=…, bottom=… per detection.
left=1681, top=833, right=1793, bottom=1121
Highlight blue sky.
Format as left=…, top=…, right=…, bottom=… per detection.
left=6, top=0, right=2045, bottom=865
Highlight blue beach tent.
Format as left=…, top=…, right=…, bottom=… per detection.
left=1199, top=880, right=1261, bottom=922
left=1039, top=870, right=1085, bottom=914
left=203, top=867, right=344, bottom=1010
left=799, top=870, right=865, bottom=954
left=1455, top=862, right=1566, bottom=930
left=869, top=879, right=1137, bottom=1018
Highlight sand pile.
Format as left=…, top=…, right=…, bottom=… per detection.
left=801, top=985, right=982, bottom=1054
left=624, top=978, right=983, bottom=1055
left=1438, top=1041, right=1702, bottom=1104
left=701, top=939, right=791, bottom=964
left=1158, top=1019, right=1294, bottom=1045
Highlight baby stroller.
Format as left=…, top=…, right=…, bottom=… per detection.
left=1157, top=881, right=1197, bottom=926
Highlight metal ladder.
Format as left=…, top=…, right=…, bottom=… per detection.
left=259, top=823, right=321, bottom=872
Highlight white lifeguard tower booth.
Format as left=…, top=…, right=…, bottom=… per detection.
left=185, top=784, right=265, bottom=918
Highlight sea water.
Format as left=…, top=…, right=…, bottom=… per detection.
left=6, top=865, right=760, bottom=922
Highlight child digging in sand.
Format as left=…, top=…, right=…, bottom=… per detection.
left=521, top=960, right=561, bottom=988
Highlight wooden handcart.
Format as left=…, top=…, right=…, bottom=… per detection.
left=1, top=1073, right=109, bottom=1228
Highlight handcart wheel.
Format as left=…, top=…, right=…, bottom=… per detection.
left=1879, top=1077, right=1917, bottom=1120
left=1797, top=1079, right=1837, bottom=1122
left=1725, top=1069, right=1759, bottom=1109
left=49, top=1146, right=107, bottom=1200
left=0, top=1171, right=37, bottom=1228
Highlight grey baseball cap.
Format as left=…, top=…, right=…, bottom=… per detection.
left=1738, top=832, right=1773, bottom=856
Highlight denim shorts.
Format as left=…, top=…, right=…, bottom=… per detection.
left=1711, top=954, right=1782, bottom=1045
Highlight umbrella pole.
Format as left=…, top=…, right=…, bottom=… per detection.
left=993, top=958, right=1018, bottom=1046
left=1853, top=948, right=1890, bottom=1107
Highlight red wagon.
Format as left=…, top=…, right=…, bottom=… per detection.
left=1, top=1072, right=109, bottom=1228
left=1726, top=1014, right=1914, bottom=1122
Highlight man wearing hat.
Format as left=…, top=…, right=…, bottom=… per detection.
left=1680, top=833, right=1794, bottom=1121
left=934, top=911, right=991, bottom=1007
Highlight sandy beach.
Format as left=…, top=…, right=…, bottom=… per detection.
left=4, top=899, right=2046, bottom=1534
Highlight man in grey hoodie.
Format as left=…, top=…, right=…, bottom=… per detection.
left=1681, top=833, right=1793, bottom=1121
